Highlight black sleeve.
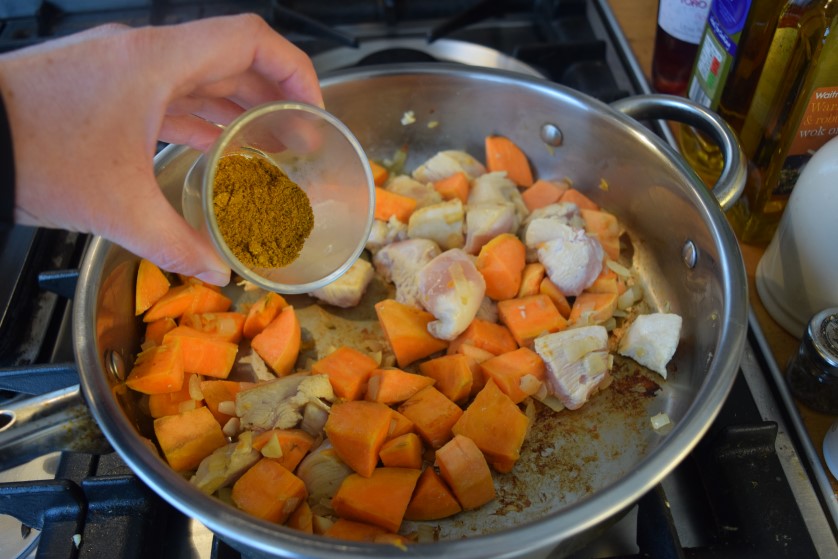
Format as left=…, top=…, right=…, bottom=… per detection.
left=0, top=91, right=15, bottom=227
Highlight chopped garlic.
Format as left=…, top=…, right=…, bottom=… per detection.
left=650, top=412, right=671, bottom=430
left=72, top=534, right=82, bottom=548
left=427, top=120, right=439, bottom=129
left=217, top=400, right=237, bottom=416
left=401, top=110, right=416, bottom=125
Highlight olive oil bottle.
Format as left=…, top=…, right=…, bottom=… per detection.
left=726, top=0, right=838, bottom=243
left=678, top=0, right=785, bottom=186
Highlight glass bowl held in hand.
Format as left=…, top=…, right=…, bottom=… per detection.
left=182, top=102, right=375, bottom=294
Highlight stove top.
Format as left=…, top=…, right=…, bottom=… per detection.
left=0, top=1, right=835, bottom=558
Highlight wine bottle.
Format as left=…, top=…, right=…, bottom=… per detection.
left=678, top=0, right=785, bottom=186
left=651, top=0, right=712, bottom=95
left=726, top=0, right=838, bottom=243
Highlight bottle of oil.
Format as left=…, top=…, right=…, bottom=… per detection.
left=652, top=0, right=712, bottom=95
left=726, top=0, right=838, bottom=243
left=678, top=0, right=785, bottom=187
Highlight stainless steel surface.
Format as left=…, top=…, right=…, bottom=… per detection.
left=609, top=94, right=746, bottom=211
left=69, top=65, right=747, bottom=558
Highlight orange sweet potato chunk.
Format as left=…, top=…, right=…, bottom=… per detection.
left=397, top=386, right=463, bottom=449
left=251, top=305, right=301, bottom=376
left=324, top=400, right=393, bottom=477
left=153, top=406, right=227, bottom=472
left=232, top=458, right=307, bottom=524
left=312, top=346, right=379, bottom=401
left=435, top=434, right=495, bottom=510
left=332, top=467, right=421, bottom=533
left=404, top=466, right=462, bottom=521
left=374, top=299, right=448, bottom=368
left=135, top=258, right=171, bottom=316
left=125, top=338, right=184, bottom=395
left=452, top=379, right=530, bottom=473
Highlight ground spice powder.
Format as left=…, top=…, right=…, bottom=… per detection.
left=213, top=154, right=314, bottom=269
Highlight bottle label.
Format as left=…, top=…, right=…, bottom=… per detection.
left=687, top=0, right=752, bottom=109
left=658, top=0, right=712, bottom=44
left=777, top=86, right=838, bottom=196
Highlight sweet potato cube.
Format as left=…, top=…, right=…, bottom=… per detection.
left=312, top=346, right=379, bottom=401
left=418, top=354, right=474, bottom=403
left=435, top=434, right=495, bottom=510
left=200, top=379, right=254, bottom=426
left=325, top=400, right=393, bottom=477
left=479, top=347, right=546, bottom=404
left=135, top=258, right=170, bottom=316
left=569, top=292, right=618, bottom=326
left=232, top=458, right=307, bottom=524
left=252, top=428, right=315, bottom=472
left=179, top=311, right=245, bottom=343
left=332, top=467, right=422, bottom=533
left=378, top=432, right=424, bottom=469
left=498, top=294, right=568, bottom=347
left=452, top=379, right=530, bottom=473
left=144, top=317, right=177, bottom=347
left=153, top=406, right=227, bottom=472
left=286, top=501, right=313, bottom=533
left=404, top=466, right=462, bottom=521
left=446, top=318, right=518, bottom=357
left=251, top=305, right=301, bottom=376
left=163, top=326, right=238, bottom=378
left=243, top=291, right=288, bottom=339
left=365, top=368, right=435, bottom=405
left=147, top=373, right=204, bottom=418
left=374, top=299, right=449, bottom=367
left=397, top=386, right=463, bottom=449
left=125, top=338, right=184, bottom=395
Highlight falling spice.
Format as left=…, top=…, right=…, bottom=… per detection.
left=213, top=154, right=314, bottom=268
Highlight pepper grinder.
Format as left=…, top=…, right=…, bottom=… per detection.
left=785, top=308, right=838, bottom=415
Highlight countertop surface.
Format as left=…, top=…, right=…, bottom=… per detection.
left=605, top=0, right=838, bottom=495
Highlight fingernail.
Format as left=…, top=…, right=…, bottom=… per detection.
left=196, top=269, right=231, bottom=286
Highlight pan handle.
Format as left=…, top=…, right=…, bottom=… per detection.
left=610, top=94, right=747, bottom=212
left=0, top=385, right=110, bottom=470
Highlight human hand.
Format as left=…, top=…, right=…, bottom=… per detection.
left=0, top=14, right=323, bottom=285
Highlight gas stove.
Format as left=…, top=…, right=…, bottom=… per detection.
left=0, top=1, right=836, bottom=558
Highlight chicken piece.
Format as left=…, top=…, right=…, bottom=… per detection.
left=386, top=175, right=443, bottom=209
left=412, top=150, right=487, bottom=183
left=617, top=313, right=682, bottom=379
left=365, top=216, right=408, bottom=254
left=309, top=258, right=375, bottom=308
left=475, top=296, right=499, bottom=324
left=418, top=249, right=486, bottom=341
left=528, top=222, right=604, bottom=296
left=468, top=171, right=529, bottom=225
left=373, top=239, right=441, bottom=308
left=300, top=401, right=330, bottom=437
left=463, top=203, right=518, bottom=255
left=519, top=203, right=584, bottom=239
left=190, top=431, right=261, bottom=495
left=533, top=325, right=612, bottom=410
left=234, top=347, right=275, bottom=382
left=407, top=198, right=465, bottom=250
left=236, top=372, right=335, bottom=431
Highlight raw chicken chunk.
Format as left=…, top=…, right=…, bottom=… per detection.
left=469, top=172, right=529, bottom=225
left=309, top=258, right=375, bottom=308
left=519, top=202, right=584, bottom=241
left=534, top=325, right=612, bottom=410
left=386, top=175, right=443, bottom=209
left=463, top=203, right=518, bottom=254
left=412, top=150, right=487, bottom=182
left=236, top=373, right=334, bottom=431
left=418, top=249, right=486, bottom=341
left=373, top=239, right=441, bottom=308
left=617, top=313, right=682, bottom=378
left=407, top=198, right=465, bottom=250
left=366, top=216, right=408, bottom=254
left=528, top=222, right=604, bottom=296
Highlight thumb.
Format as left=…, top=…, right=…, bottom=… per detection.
left=105, top=184, right=232, bottom=286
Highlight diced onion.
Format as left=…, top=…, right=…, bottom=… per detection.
left=617, top=286, right=637, bottom=310
left=217, top=400, right=237, bottom=416
left=519, top=374, right=542, bottom=396
left=177, top=400, right=198, bottom=413
left=606, top=259, right=632, bottom=278
left=650, top=412, right=671, bottom=430
left=222, top=417, right=240, bottom=437
left=188, top=374, right=204, bottom=401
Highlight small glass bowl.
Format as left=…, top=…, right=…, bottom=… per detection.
left=182, top=102, right=375, bottom=294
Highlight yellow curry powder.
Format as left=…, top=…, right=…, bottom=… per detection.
left=213, top=154, right=314, bottom=269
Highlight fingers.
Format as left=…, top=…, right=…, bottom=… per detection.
left=150, top=14, right=323, bottom=110
left=102, top=181, right=232, bottom=286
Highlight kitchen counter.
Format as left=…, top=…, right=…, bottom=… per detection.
left=606, top=0, right=838, bottom=496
